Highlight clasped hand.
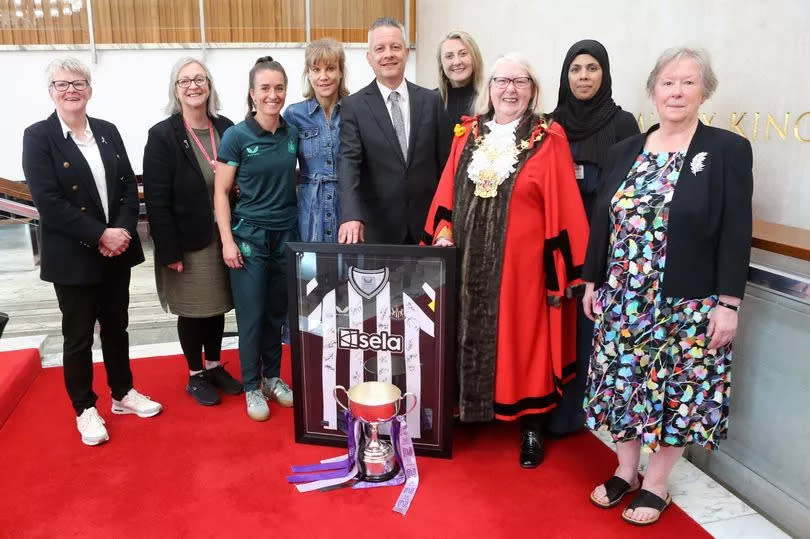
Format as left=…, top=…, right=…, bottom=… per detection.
left=98, top=228, right=131, bottom=257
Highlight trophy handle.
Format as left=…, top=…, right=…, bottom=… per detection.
left=400, top=392, right=418, bottom=415
left=333, top=386, right=350, bottom=412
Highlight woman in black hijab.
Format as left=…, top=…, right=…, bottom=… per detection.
left=549, top=39, right=639, bottom=436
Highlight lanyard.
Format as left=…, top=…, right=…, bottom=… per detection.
left=183, top=117, right=217, bottom=172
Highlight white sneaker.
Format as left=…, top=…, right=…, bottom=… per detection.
left=246, top=389, right=270, bottom=421
left=262, top=376, right=293, bottom=407
left=76, top=407, right=109, bottom=446
left=111, top=388, right=163, bottom=418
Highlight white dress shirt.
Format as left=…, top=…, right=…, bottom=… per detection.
left=59, top=114, right=109, bottom=223
left=376, top=78, right=411, bottom=143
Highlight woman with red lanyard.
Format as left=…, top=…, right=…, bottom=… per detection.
left=143, top=57, right=243, bottom=406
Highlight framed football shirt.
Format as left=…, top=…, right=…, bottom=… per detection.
left=286, top=243, right=456, bottom=457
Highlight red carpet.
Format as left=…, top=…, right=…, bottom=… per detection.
left=0, top=348, right=41, bottom=428
left=0, top=349, right=709, bottom=538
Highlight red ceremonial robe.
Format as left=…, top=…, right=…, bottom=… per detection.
left=424, top=114, right=589, bottom=421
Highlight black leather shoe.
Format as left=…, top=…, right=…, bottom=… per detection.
left=186, top=372, right=221, bottom=406
left=206, top=365, right=243, bottom=395
left=520, top=429, right=544, bottom=468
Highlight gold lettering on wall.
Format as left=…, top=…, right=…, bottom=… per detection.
left=636, top=111, right=810, bottom=142
left=766, top=113, right=790, bottom=141
left=731, top=113, right=747, bottom=137
left=795, top=112, right=810, bottom=142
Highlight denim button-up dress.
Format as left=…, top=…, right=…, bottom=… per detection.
left=283, top=97, right=341, bottom=242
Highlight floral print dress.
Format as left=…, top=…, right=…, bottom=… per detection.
left=584, top=151, right=731, bottom=452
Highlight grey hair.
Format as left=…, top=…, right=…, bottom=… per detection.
left=367, top=17, right=409, bottom=49
left=473, top=52, right=543, bottom=117
left=45, top=57, right=91, bottom=87
left=646, top=47, right=718, bottom=99
left=165, top=57, right=221, bottom=117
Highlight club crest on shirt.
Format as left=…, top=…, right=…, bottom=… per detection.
left=391, top=304, right=405, bottom=320
left=288, top=139, right=297, bottom=154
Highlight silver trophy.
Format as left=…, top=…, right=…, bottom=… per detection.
left=334, top=381, right=417, bottom=482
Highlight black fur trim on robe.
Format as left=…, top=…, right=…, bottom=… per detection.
left=453, top=112, right=553, bottom=422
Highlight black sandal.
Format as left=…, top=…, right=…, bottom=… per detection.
left=621, top=489, right=672, bottom=525
left=589, top=476, right=640, bottom=508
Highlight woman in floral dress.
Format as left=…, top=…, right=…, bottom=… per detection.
left=582, top=48, right=753, bottom=525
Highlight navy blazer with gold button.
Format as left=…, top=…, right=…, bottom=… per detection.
left=582, top=121, right=753, bottom=299
left=22, top=111, right=144, bottom=285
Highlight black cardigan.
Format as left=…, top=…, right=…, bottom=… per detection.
left=582, top=121, right=753, bottom=299
left=142, top=113, right=234, bottom=266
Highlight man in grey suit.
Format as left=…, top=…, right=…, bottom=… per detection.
left=338, top=17, right=449, bottom=244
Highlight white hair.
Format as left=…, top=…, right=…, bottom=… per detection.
left=473, top=52, right=543, bottom=117
left=646, top=47, right=718, bottom=99
left=45, top=57, right=91, bottom=88
left=165, top=57, right=221, bottom=117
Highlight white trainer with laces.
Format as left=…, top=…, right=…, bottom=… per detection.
left=246, top=389, right=270, bottom=421
left=111, top=388, right=163, bottom=418
left=262, top=376, right=293, bottom=407
left=76, top=407, right=109, bottom=446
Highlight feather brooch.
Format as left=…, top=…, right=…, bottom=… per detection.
left=690, top=152, right=708, bottom=175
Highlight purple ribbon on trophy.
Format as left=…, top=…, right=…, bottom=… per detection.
left=286, top=382, right=419, bottom=514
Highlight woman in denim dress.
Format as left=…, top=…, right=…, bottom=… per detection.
left=284, top=38, right=349, bottom=242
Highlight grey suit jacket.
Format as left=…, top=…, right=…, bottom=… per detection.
left=338, top=80, right=450, bottom=243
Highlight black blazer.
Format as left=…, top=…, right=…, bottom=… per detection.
left=22, top=111, right=144, bottom=285
left=142, top=113, right=234, bottom=266
left=583, top=121, right=753, bottom=299
left=339, top=80, right=450, bottom=243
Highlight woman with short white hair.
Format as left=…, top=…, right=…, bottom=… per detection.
left=142, top=57, right=242, bottom=406
left=424, top=52, right=589, bottom=468
left=582, top=47, right=752, bottom=525
left=23, top=57, right=162, bottom=446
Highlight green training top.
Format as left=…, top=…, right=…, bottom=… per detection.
left=217, top=114, right=298, bottom=230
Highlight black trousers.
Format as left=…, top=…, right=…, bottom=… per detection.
left=53, top=264, right=134, bottom=415
left=177, top=315, right=225, bottom=371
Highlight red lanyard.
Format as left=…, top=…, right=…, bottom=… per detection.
left=183, top=117, right=217, bottom=172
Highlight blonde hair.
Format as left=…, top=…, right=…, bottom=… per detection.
left=437, top=30, right=483, bottom=106
left=473, top=52, right=543, bottom=117
left=165, top=57, right=221, bottom=117
left=302, top=38, right=349, bottom=99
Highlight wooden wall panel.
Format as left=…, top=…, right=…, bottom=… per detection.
left=310, top=0, right=415, bottom=44
left=204, top=0, right=306, bottom=43
left=0, top=0, right=89, bottom=45
left=0, top=0, right=416, bottom=46
left=92, top=0, right=200, bottom=44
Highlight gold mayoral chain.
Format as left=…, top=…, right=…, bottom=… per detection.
left=466, top=119, right=548, bottom=198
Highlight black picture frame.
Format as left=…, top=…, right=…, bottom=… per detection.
left=286, top=243, right=456, bottom=458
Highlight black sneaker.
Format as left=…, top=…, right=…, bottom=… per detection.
left=206, top=365, right=243, bottom=395
left=186, top=372, right=221, bottom=406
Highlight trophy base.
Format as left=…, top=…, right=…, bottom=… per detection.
left=358, top=462, right=400, bottom=483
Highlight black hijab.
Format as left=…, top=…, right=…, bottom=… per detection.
left=553, top=39, right=622, bottom=167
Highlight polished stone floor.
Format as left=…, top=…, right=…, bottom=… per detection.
left=0, top=225, right=790, bottom=537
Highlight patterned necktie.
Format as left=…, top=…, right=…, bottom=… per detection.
left=389, top=91, right=408, bottom=158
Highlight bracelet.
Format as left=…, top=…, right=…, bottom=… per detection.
left=717, top=300, right=739, bottom=312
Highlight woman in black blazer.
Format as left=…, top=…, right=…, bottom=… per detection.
left=142, top=57, right=241, bottom=406
left=581, top=48, right=753, bottom=525
left=23, top=57, right=162, bottom=446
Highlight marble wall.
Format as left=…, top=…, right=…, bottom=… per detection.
left=415, top=0, right=810, bottom=229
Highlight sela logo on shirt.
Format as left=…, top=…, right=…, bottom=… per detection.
left=337, top=328, right=403, bottom=353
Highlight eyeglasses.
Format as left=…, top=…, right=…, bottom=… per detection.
left=490, top=77, right=532, bottom=90
left=176, top=76, right=208, bottom=88
left=51, top=79, right=89, bottom=92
